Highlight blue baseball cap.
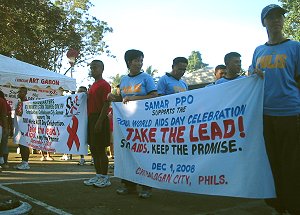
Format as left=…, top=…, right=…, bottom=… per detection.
left=261, top=4, right=287, bottom=25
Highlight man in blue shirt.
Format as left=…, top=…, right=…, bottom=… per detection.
left=108, top=49, right=158, bottom=199
left=157, top=57, right=188, bottom=95
left=215, top=52, right=245, bottom=84
left=206, top=64, right=226, bottom=87
left=250, top=4, right=300, bottom=215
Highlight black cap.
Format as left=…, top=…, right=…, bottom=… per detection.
left=261, top=4, right=287, bottom=25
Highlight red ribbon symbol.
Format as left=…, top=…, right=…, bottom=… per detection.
left=67, top=116, right=80, bottom=151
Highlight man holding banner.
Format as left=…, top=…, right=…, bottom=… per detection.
left=112, top=71, right=275, bottom=200
left=108, top=49, right=158, bottom=199
left=250, top=4, right=300, bottom=215
left=157, top=57, right=188, bottom=95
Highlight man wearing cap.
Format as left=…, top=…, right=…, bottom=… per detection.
left=250, top=4, right=300, bottom=215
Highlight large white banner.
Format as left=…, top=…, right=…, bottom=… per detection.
left=14, top=93, right=88, bottom=155
left=113, top=76, right=275, bottom=198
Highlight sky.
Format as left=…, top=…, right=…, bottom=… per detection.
left=70, top=0, right=280, bottom=87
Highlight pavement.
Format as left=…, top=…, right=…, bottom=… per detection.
left=0, top=146, right=276, bottom=215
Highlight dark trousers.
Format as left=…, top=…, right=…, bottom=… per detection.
left=88, top=114, right=110, bottom=175
left=0, top=132, right=9, bottom=163
left=19, top=144, right=30, bottom=162
left=121, top=179, right=151, bottom=191
left=263, top=115, right=300, bottom=214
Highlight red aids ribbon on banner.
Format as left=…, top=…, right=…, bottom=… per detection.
left=67, top=116, right=80, bottom=151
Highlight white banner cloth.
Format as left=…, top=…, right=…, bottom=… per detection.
left=113, top=76, right=275, bottom=198
left=14, top=93, right=88, bottom=155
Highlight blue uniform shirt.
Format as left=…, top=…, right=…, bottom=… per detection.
left=250, top=39, right=300, bottom=116
left=215, top=75, right=245, bottom=84
left=157, top=73, right=188, bottom=95
left=120, top=72, right=157, bottom=98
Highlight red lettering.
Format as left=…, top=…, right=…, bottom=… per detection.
left=126, top=128, right=157, bottom=143
left=199, top=123, right=210, bottom=141
left=169, top=127, right=177, bottom=143
left=177, top=126, right=185, bottom=143
left=223, top=119, right=235, bottom=138
left=189, top=125, right=198, bottom=142
left=132, top=128, right=142, bottom=142
left=211, top=122, right=222, bottom=140
left=160, top=127, right=169, bottom=143
left=149, top=128, right=157, bottom=143
left=126, top=128, right=134, bottom=141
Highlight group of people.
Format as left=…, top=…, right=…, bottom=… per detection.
left=83, top=4, right=300, bottom=215
left=1, top=85, right=113, bottom=169
left=0, top=87, right=36, bottom=170
left=0, top=3, right=298, bottom=214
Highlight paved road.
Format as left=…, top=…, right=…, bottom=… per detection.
left=0, top=151, right=275, bottom=215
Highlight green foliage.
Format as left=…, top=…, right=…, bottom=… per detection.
left=279, top=0, right=300, bottom=41
left=145, top=66, right=158, bottom=77
left=109, top=73, right=124, bottom=94
left=0, top=0, right=63, bottom=69
left=186, top=51, right=208, bottom=73
left=0, top=0, right=113, bottom=73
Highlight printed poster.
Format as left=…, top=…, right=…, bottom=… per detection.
left=113, top=76, right=275, bottom=198
left=14, top=93, right=88, bottom=155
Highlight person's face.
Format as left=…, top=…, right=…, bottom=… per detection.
left=263, top=10, right=284, bottom=33
left=226, top=57, right=241, bottom=74
left=89, top=62, right=102, bottom=78
left=116, top=87, right=121, bottom=95
left=215, top=69, right=225, bottom=80
left=172, top=62, right=187, bottom=79
left=129, top=56, right=143, bottom=74
left=18, top=88, right=27, bottom=100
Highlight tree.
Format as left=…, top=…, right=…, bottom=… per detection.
left=145, top=66, right=158, bottom=77
left=0, top=0, right=65, bottom=69
left=109, top=73, right=124, bottom=94
left=0, top=0, right=113, bottom=73
left=279, top=0, right=300, bottom=41
left=54, top=0, right=114, bottom=70
left=186, top=51, right=208, bottom=73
